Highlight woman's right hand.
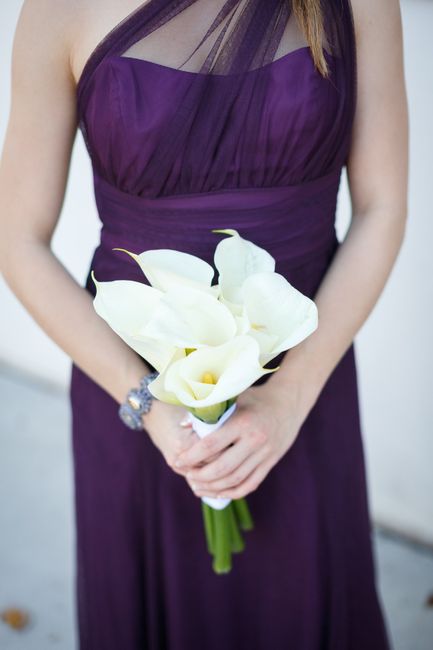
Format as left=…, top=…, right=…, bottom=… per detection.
left=142, top=400, right=224, bottom=481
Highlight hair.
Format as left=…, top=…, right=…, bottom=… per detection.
left=292, top=0, right=329, bottom=78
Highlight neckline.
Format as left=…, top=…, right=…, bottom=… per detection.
left=107, top=45, right=313, bottom=79
left=76, top=44, right=325, bottom=119
left=75, top=0, right=323, bottom=105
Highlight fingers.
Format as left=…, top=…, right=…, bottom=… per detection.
left=186, top=437, right=253, bottom=483
left=196, top=450, right=224, bottom=467
left=174, top=424, right=239, bottom=469
left=174, top=450, right=223, bottom=475
left=190, top=443, right=269, bottom=496
left=183, top=420, right=270, bottom=481
left=167, top=425, right=198, bottom=476
left=169, top=419, right=225, bottom=476
left=206, top=456, right=275, bottom=500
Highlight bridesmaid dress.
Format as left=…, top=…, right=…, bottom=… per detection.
left=69, top=0, right=391, bottom=648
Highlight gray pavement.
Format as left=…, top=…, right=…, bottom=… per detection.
left=0, top=362, right=432, bottom=650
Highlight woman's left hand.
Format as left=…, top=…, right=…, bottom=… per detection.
left=173, top=379, right=312, bottom=500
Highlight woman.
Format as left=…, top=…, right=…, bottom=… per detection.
left=0, top=0, right=408, bottom=648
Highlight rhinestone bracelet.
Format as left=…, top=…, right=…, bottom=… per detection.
left=118, top=370, right=159, bottom=430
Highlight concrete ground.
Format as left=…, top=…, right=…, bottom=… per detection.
left=0, top=363, right=432, bottom=650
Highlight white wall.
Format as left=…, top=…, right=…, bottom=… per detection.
left=1, top=2, right=432, bottom=544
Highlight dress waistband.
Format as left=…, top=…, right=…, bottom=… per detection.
left=94, top=168, right=342, bottom=213
left=92, top=168, right=342, bottom=268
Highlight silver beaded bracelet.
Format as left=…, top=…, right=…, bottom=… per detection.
left=118, top=370, right=159, bottom=430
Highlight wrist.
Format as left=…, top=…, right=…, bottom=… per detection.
left=112, top=353, right=154, bottom=406
left=265, top=346, right=327, bottom=420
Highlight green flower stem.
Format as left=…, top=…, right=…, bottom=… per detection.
left=233, top=497, right=254, bottom=531
left=225, top=396, right=237, bottom=409
left=201, top=502, right=215, bottom=556
left=212, top=507, right=232, bottom=574
left=190, top=401, right=227, bottom=424
left=193, top=401, right=253, bottom=574
left=227, top=503, right=245, bottom=553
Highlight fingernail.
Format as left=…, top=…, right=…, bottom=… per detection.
left=175, top=459, right=183, bottom=468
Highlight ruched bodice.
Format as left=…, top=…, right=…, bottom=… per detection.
left=69, top=2, right=391, bottom=649
left=79, top=47, right=347, bottom=197
left=76, top=0, right=356, bottom=200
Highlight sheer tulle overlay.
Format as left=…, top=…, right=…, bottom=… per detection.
left=69, top=1, right=391, bottom=648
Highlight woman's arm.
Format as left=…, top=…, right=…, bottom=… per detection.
left=0, top=0, right=198, bottom=470
left=176, top=0, right=409, bottom=500
left=273, top=0, right=409, bottom=406
left=0, top=0, right=149, bottom=405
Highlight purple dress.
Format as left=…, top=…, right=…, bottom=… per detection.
left=69, top=1, right=391, bottom=648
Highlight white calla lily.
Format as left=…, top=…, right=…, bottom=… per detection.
left=140, top=285, right=237, bottom=349
left=91, top=271, right=180, bottom=372
left=212, top=228, right=275, bottom=304
left=233, top=311, right=251, bottom=335
left=218, top=295, right=243, bottom=317
left=112, top=247, right=218, bottom=296
left=148, top=335, right=279, bottom=417
left=241, top=271, right=318, bottom=365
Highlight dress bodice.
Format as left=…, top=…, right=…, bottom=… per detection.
left=76, top=0, right=356, bottom=199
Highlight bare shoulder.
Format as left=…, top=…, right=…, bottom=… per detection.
left=13, top=0, right=141, bottom=88
left=13, top=0, right=81, bottom=75
left=346, top=0, right=408, bottom=217
left=1, top=0, right=91, bottom=244
left=348, top=0, right=406, bottom=108
left=349, top=0, right=404, bottom=50
left=67, top=0, right=145, bottom=87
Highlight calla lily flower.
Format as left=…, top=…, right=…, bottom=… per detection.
left=91, top=270, right=181, bottom=372
left=212, top=229, right=275, bottom=305
left=90, top=232, right=320, bottom=574
left=241, top=271, right=318, bottom=365
left=147, top=335, right=279, bottom=419
left=140, top=285, right=237, bottom=349
left=112, top=247, right=219, bottom=296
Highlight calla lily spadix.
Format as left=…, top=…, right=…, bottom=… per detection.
left=212, top=228, right=275, bottom=307
left=140, top=285, right=237, bottom=349
left=241, top=271, right=319, bottom=365
left=147, top=335, right=279, bottom=421
left=91, top=270, right=181, bottom=373
left=112, top=247, right=219, bottom=296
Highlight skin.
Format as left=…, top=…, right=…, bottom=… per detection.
left=0, top=1, right=408, bottom=498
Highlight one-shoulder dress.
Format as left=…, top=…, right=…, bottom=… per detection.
left=69, top=0, right=392, bottom=648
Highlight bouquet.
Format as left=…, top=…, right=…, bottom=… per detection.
left=91, top=228, right=318, bottom=574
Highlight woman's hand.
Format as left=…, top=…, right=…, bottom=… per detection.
left=142, top=399, right=222, bottom=478
left=173, top=379, right=312, bottom=499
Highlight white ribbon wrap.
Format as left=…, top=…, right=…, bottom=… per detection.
left=185, top=402, right=237, bottom=510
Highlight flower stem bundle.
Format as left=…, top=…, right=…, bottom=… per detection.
left=201, top=498, right=253, bottom=574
